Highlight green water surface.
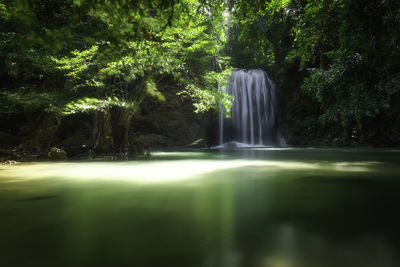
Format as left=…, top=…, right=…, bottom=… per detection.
left=0, top=148, right=400, bottom=267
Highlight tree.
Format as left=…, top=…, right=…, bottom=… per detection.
left=298, top=0, right=400, bottom=144
left=0, top=0, right=233, bottom=154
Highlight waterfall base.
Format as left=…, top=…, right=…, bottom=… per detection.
left=212, top=141, right=288, bottom=149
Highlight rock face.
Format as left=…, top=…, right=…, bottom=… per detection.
left=131, top=78, right=214, bottom=149
left=0, top=131, right=21, bottom=148
left=55, top=114, right=93, bottom=156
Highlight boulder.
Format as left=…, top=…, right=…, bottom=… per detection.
left=48, top=147, right=67, bottom=160
left=3, top=160, right=20, bottom=165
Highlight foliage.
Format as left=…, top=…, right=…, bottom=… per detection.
left=0, top=0, right=232, bottom=152
left=179, top=68, right=234, bottom=113
left=302, top=50, right=389, bottom=127
left=297, top=0, right=400, bottom=143
left=0, top=0, right=231, bottom=117
left=226, top=0, right=400, bottom=145
left=51, top=45, right=102, bottom=90
left=290, top=0, right=344, bottom=69
left=1, top=0, right=400, bottom=149
left=62, top=97, right=138, bottom=115
left=0, top=91, right=63, bottom=114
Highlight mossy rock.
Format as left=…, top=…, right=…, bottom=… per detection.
left=48, top=147, right=67, bottom=160
left=187, top=138, right=209, bottom=148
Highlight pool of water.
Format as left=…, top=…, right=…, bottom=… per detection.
left=0, top=148, right=400, bottom=267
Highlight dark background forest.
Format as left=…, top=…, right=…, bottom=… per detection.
left=1, top=0, right=399, bottom=159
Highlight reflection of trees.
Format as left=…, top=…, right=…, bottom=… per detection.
left=231, top=170, right=400, bottom=267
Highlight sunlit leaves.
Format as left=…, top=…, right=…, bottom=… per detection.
left=62, top=97, right=138, bottom=115
left=179, top=68, right=234, bottom=113
left=73, top=0, right=82, bottom=6
left=51, top=45, right=102, bottom=91
left=2, top=0, right=231, bottom=121
left=146, top=78, right=166, bottom=102
left=0, top=3, right=10, bottom=20
left=235, top=0, right=290, bottom=18
left=51, top=46, right=98, bottom=75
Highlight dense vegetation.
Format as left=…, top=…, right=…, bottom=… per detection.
left=0, top=0, right=399, bottom=159
left=227, top=0, right=400, bottom=146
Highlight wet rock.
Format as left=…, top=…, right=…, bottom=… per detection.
left=144, top=149, right=151, bottom=157
left=332, top=137, right=344, bottom=147
left=115, top=152, right=128, bottom=160
left=64, top=144, right=91, bottom=157
left=93, top=155, right=115, bottom=161
left=3, top=160, right=20, bottom=165
left=187, top=138, right=209, bottom=148
left=73, top=149, right=96, bottom=160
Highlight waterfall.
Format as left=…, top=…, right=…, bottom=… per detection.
left=218, top=69, right=286, bottom=147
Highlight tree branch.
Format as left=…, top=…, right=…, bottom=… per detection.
left=160, top=0, right=175, bottom=34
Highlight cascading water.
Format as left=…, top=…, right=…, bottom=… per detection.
left=218, top=69, right=286, bottom=147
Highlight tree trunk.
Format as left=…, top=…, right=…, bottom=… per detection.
left=114, top=106, right=137, bottom=153
left=357, top=119, right=365, bottom=144
left=342, top=121, right=351, bottom=146
left=93, top=108, right=114, bottom=153
left=320, top=52, right=328, bottom=70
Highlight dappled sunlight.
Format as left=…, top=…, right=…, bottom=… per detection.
left=0, top=160, right=292, bottom=183
left=151, top=152, right=210, bottom=156
left=0, top=158, right=382, bottom=184
left=332, top=161, right=382, bottom=172
left=0, top=149, right=399, bottom=267
left=261, top=257, right=297, bottom=267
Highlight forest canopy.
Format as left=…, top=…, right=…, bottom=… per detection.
left=0, top=0, right=399, bottom=156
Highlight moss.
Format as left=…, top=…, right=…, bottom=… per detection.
left=48, top=147, right=67, bottom=160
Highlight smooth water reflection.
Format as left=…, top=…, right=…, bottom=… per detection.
left=0, top=148, right=399, bottom=267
